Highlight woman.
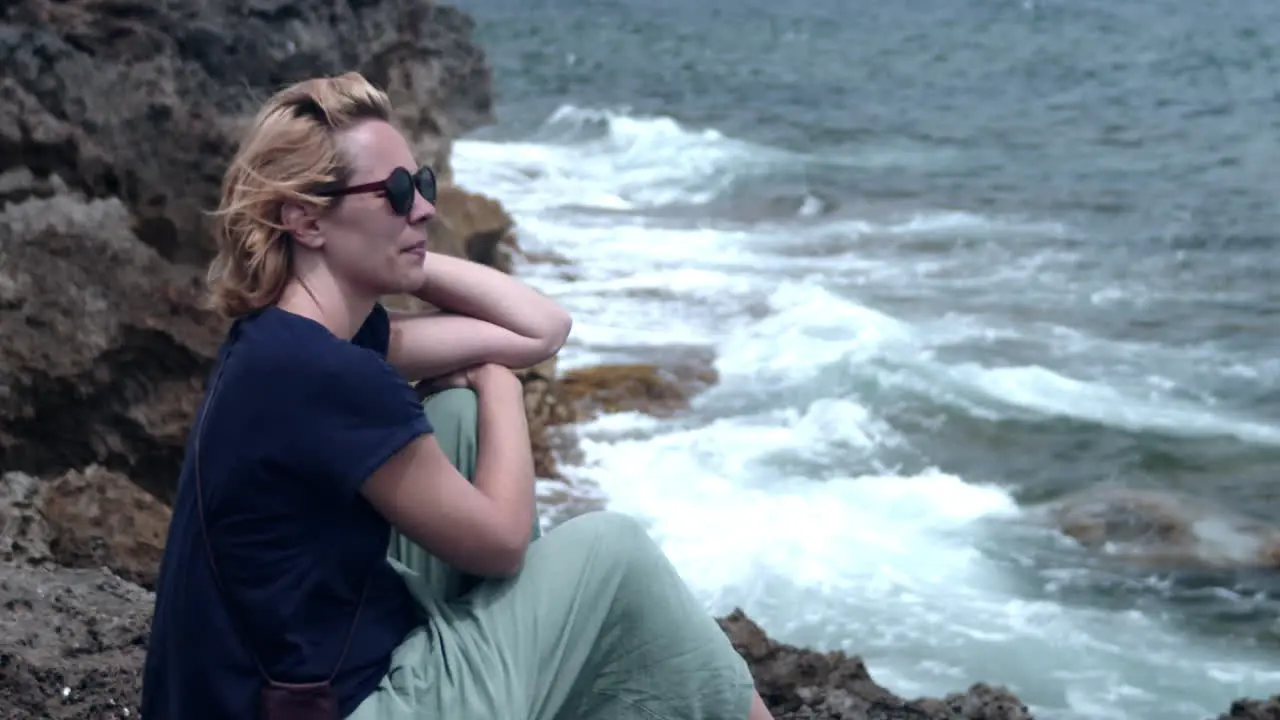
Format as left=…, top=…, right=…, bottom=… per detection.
left=141, top=72, right=774, bottom=720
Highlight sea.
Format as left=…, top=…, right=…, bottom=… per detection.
left=447, top=0, right=1280, bottom=717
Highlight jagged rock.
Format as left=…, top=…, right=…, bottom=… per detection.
left=0, top=192, right=221, bottom=504
left=0, top=471, right=53, bottom=566
left=40, top=465, right=171, bottom=589
left=0, top=467, right=171, bottom=590
left=0, top=564, right=151, bottom=720
left=1, top=0, right=493, bottom=264
left=718, top=609, right=1033, bottom=720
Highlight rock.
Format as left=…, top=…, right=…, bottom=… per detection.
left=0, top=191, right=222, bottom=504
left=524, top=348, right=721, bottom=488
left=0, top=471, right=53, bottom=566
left=1032, top=485, right=1280, bottom=572
left=0, top=467, right=171, bottom=590
left=718, top=609, right=1032, bottom=720
left=431, top=183, right=521, bottom=273
left=556, top=357, right=719, bottom=421
left=1215, top=697, right=1280, bottom=720
left=516, top=356, right=577, bottom=479
left=521, top=249, right=574, bottom=266
left=1, top=0, right=494, bottom=265
left=0, top=564, right=151, bottom=720
left=40, top=465, right=172, bottom=590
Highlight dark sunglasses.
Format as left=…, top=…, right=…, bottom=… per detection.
left=315, top=166, right=437, bottom=217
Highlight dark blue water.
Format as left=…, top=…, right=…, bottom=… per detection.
left=450, top=1, right=1280, bottom=717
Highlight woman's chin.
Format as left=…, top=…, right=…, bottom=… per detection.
left=390, top=264, right=429, bottom=295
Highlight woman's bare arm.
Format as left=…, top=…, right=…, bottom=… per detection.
left=359, top=365, right=535, bottom=576
left=386, top=252, right=572, bottom=382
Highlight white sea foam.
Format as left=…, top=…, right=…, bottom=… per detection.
left=451, top=105, right=1280, bottom=719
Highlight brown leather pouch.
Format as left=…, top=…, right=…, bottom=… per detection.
left=259, top=681, right=340, bottom=720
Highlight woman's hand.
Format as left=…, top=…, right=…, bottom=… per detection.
left=416, top=362, right=522, bottom=396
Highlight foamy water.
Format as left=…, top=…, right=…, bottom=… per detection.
left=450, top=107, right=1280, bottom=719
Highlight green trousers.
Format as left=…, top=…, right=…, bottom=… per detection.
left=350, top=388, right=755, bottom=720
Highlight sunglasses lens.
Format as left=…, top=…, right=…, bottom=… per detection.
left=385, top=167, right=414, bottom=216
left=415, top=167, right=437, bottom=205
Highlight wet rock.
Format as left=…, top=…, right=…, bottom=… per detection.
left=516, top=356, right=578, bottom=480
left=1215, top=696, right=1280, bottom=720
left=532, top=348, right=721, bottom=512
left=556, top=357, right=719, bottom=421
left=1033, top=485, right=1280, bottom=572
left=718, top=609, right=1033, bottom=720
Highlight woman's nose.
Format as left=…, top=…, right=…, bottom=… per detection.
left=410, top=192, right=436, bottom=224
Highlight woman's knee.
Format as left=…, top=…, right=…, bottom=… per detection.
left=422, top=388, right=479, bottom=476
left=565, top=511, right=663, bottom=567
left=423, top=387, right=478, bottom=427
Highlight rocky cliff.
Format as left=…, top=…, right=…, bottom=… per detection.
left=0, top=1, right=1276, bottom=719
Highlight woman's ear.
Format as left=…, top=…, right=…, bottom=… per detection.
left=281, top=201, right=324, bottom=249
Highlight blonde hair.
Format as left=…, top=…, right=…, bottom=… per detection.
left=206, top=72, right=393, bottom=318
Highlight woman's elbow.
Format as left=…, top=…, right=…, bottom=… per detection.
left=480, top=532, right=529, bottom=577
left=535, top=309, right=573, bottom=358
left=489, top=547, right=527, bottom=578
left=552, top=309, right=573, bottom=348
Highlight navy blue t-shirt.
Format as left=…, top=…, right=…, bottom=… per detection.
left=141, top=304, right=432, bottom=719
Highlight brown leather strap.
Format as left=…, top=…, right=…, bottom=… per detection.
left=194, top=341, right=369, bottom=686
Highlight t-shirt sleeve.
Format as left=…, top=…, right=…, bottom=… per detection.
left=289, top=341, right=433, bottom=498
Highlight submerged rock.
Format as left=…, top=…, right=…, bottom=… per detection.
left=1033, top=485, right=1280, bottom=572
